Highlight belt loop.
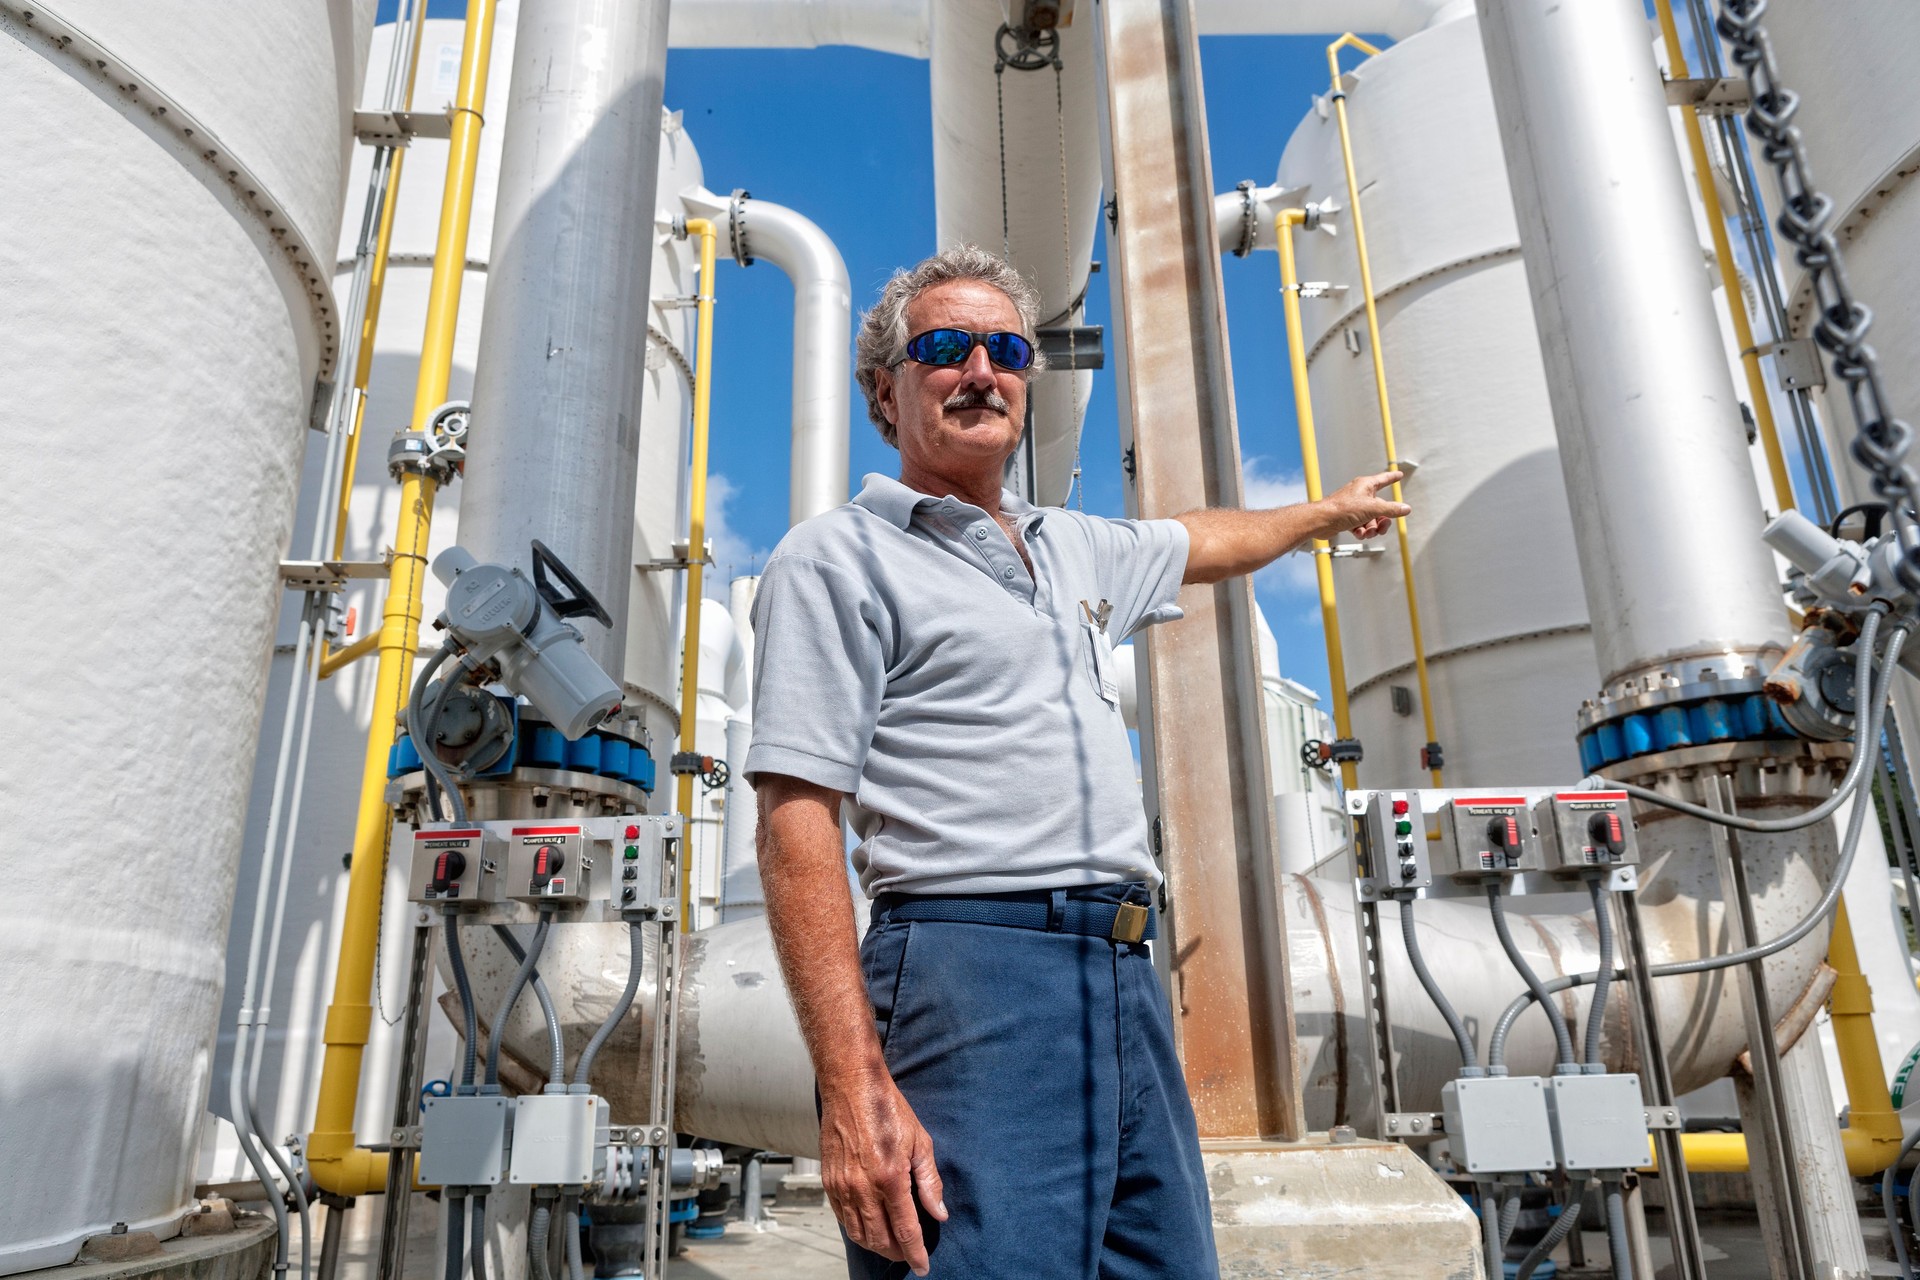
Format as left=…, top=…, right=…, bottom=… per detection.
left=1046, top=888, right=1066, bottom=932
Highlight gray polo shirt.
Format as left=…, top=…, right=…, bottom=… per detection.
left=744, top=472, right=1189, bottom=897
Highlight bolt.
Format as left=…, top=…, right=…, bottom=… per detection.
left=1665, top=1110, right=1677, bottom=1125
left=1409, top=1118, right=1425, bottom=1133
left=1386, top=1118, right=1400, bottom=1133
left=1330, top=1125, right=1358, bottom=1145
left=111, top=1224, right=127, bottom=1236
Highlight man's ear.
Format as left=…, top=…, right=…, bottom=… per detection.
left=874, top=365, right=900, bottom=428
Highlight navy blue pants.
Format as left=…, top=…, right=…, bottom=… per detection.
left=843, top=885, right=1219, bottom=1279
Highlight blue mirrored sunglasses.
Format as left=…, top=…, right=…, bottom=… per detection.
left=903, top=327, right=1035, bottom=372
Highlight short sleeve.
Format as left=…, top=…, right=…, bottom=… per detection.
left=744, top=553, right=889, bottom=793
left=1079, top=516, right=1190, bottom=639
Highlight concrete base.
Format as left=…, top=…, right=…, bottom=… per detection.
left=1204, top=1139, right=1483, bottom=1279
left=33, top=1217, right=274, bottom=1280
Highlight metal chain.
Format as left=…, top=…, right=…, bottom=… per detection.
left=1717, top=0, right=1920, bottom=585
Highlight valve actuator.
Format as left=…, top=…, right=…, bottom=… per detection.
left=1535, top=791, right=1639, bottom=875
left=1432, top=796, right=1538, bottom=878
left=506, top=824, right=593, bottom=904
left=406, top=826, right=504, bottom=906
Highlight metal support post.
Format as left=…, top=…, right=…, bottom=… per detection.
left=1092, top=0, right=1299, bottom=1141
left=377, top=923, right=435, bottom=1280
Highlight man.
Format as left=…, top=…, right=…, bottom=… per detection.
left=745, top=245, right=1406, bottom=1279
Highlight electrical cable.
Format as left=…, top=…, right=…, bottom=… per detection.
left=1603, top=1180, right=1631, bottom=1280
left=1491, top=970, right=1624, bottom=1071
left=470, top=1195, right=489, bottom=1280
left=1514, top=1195, right=1582, bottom=1280
left=1489, top=883, right=1577, bottom=1070
left=1604, top=609, right=1886, bottom=831
left=1499, top=1191, right=1521, bottom=1254
left=1399, top=896, right=1478, bottom=1070
left=529, top=1199, right=554, bottom=1280
left=484, top=912, right=552, bottom=1087
left=443, top=1192, right=467, bottom=1280
left=446, top=911, right=479, bottom=1091
left=1888, top=1124, right=1920, bottom=1280
left=1479, top=1188, right=1502, bottom=1280
left=409, top=644, right=467, bottom=823
left=563, top=1195, right=586, bottom=1280
left=493, top=922, right=565, bottom=1089
left=574, top=921, right=645, bottom=1089
left=1586, top=878, right=1615, bottom=1068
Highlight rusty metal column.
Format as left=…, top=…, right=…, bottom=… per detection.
left=1093, top=0, right=1302, bottom=1142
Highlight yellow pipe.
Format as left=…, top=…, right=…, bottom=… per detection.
left=1327, top=35, right=1443, bottom=787
left=306, top=0, right=500, bottom=1197
left=675, top=218, right=720, bottom=932
left=1652, top=0, right=1796, bottom=514
left=318, top=630, right=379, bottom=681
left=1279, top=210, right=1359, bottom=791
left=1642, top=899, right=1901, bottom=1177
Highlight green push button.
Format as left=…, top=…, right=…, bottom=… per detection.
left=624, top=845, right=639, bottom=860
left=1394, top=820, right=1413, bottom=837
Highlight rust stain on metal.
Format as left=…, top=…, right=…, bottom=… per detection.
left=1296, top=875, right=1348, bottom=1126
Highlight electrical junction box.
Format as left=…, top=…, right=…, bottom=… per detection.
left=406, top=826, right=503, bottom=906
left=509, top=1094, right=602, bottom=1186
left=1546, top=1073, right=1651, bottom=1172
left=506, top=825, right=592, bottom=903
left=1360, top=790, right=1430, bottom=893
left=1433, top=795, right=1539, bottom=879
left=1536, top=791, right=1640, bottom=875
left=1439, top=1076, right=1557, bottom=1176
left=595, top=815, right=676, bottom=911
left=420, top=1095, right=510, bottom=1187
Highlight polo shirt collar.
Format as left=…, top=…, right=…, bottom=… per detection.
left=853, top=472, right=1043, bottom=531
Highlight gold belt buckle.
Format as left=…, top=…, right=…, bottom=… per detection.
left=1110, top=901, right=1148, bottom=943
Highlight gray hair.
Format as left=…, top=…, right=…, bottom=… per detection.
left=854, top=244, right=1046, bottom=447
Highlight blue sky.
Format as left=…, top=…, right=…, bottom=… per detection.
left=379, top=2, right=1394, bottom=709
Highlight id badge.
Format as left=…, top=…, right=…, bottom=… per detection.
left=1085, top=620, right=1120, bottom=707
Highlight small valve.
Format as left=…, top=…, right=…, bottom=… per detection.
left=430, top=850, right=468, bottom=896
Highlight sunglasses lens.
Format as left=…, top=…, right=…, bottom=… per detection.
left=908, top=329, right=974, bottom=366
left=986, top=332, right=1034, bottom=371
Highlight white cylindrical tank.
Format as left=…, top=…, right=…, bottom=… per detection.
left=0, top=1, right=373, bottom=1270
left=1275, top=14, right=1598, bottom=787
left=687, top=597, right=747, bottom=929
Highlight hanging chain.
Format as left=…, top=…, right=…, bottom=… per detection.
left=1716, top=0, right=1920, bottom=585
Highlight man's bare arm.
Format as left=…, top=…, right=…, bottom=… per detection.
left=756, top=773, right=946, bottom=1276
left=1177, top=469, right=1410, bottom=584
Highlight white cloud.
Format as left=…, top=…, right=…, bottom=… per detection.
left=1242, top=455, right=1317, bottom=594
left=703, top=472, right=773, bottom=600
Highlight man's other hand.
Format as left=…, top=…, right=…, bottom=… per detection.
left=1312, top=470, right=1410, bottom=542
left=820, top=1065, right=948, bottom=1275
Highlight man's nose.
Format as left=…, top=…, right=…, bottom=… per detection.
left=957, top=341, right=997, bottom=390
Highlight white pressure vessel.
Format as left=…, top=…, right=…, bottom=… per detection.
left=0, top=1, right=373, bottom=1270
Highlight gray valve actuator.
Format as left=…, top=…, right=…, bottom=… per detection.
left=432, top=545, right=623, bottom=739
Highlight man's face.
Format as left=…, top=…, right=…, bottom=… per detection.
left=874, top=279, right=1029, bottom=473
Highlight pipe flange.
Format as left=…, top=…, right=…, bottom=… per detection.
left=1574, top=648, right=1797, bottom=774
left=726, top=189, right=753, bottom=267
left=1231, top=180, right=1258, bottom=258
left=1603, top=738, right=1851, bottom=805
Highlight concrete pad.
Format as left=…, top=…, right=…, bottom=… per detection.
left=1204, top=1139, right=1483, bottom=1279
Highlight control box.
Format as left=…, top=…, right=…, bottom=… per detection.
left=509, top=1093, right=602, bottom=1186
left=1440, top=1076, right=1556, bottom=1175
left=420, top=1094, right=510, bottom=1187
left=1536, top=791, right=1639, bottom=874
left=1545, top=1073, right=1651, bottom=1172
left=406, top=826, right=504, bottom=907
left=1432, top=795, right=1538, bottom=878
left=506, top=824, right=592, bottom=903
left=608, top=817, right=676, bottom=911
left=1361, top=791, right=1430, bottom=892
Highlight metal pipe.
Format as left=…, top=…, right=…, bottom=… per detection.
left=306, top=0, right=501, bottom=1198
left=1325, top=33, right=1444, bottom=786
left=458, top=0, right=675, bottom=681
left=1651, top=0, right=1796, bottom=515
left=1476, top=0, right=1785, bottom=691
left=1277, top=208, right=1358, bottom=789
left=676, top=217, right=721, bottom=931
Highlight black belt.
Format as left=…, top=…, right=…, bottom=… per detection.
left=875, top=885, right=1155, bottom=943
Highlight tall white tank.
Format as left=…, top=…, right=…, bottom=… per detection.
left=209, top=9, right=703, bottom=1182
left=0, top=1, right=373, bottom=1270
left=1275, top=14, right=1598, bottom=786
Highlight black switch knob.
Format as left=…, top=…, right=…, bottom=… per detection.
left=1486, top=816, right=1520, bottom=849
left=532, top=845, right=565, bottom=889
left=430, top=850, right=467, bottom=895
left=1588, top=811, right=1626, bottom=858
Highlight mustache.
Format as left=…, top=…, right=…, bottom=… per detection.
left=942, top=387, right=1011, bottom=415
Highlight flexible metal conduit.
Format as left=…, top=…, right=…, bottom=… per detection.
left=306, top=0, right=501, bottom=1197
left=1325, top=33, right=1444, bottom=787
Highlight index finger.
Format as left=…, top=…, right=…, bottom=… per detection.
left=1368, top=469, right=1406, bottom=492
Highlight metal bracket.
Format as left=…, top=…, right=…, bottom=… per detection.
left=1663, top=76, right=1752, bottom=115
left=1295, top=282, right=1348, bottom=300
left=387, top=1124, right=423, bottom=1150
left=1644, top=1107, right=1682, bottom=1131
left=1760, top=337, right=1828, bottom=392
left=280, top=558, right=391, bottom=593
left=353, top=110, right=453, bottom=146
left=1312, top=544, right=1386, bottom=559
left=1383, top=1111, right=1444, bottom=1138
left=636, top=538, right=713, bottom=572
left=1035, top=325, right=1105, bottom=370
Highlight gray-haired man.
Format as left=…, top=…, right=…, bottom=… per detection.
left=745, top=245, right=1406, bottom=1278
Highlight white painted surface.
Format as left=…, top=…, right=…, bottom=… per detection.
left=0, top=1, right=372, bottom=1270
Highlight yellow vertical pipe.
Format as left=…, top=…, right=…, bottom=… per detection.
left=306, top=0, right=499, bottom=1197
left=1327, top=35, right=1444, bottom=787
left=1652, top=0, right=1797, bottom=514
left=1279, top=211, right=1359, bottom=791
left=675, top=219, right=719, bottom=932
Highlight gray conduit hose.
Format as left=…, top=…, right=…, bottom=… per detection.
left=1514, top=1196, right=1582, bottom=1280
left=1607, top=607, right=1888, bottom=832
left=446, top=911, right=479, bottom=1090
left=484, top=914, right=552, bottom=1087
left=1479, top=1188, right=1502, bottom=1280
left=563, top=1196, right=586, bottom=1280
left=1585, top=878, right=1615, bottom=1068
left=228, top=1061, right=290, bottom=1276
left=408, top=645, right=467, bottom=824
left=574, top=922, right=645, bottom=1090
left=470, top=1195, right=489, bottom=1280
left=1401, top=896, right=1479, bottom=1070
left=492, top=923, right=565, bottom=1089
left=1489, top=883, right=1577, bottom=1071
left=1884, top=1126, right=1920, bottom=1280
left=443, top=1193, right=467, bottom=1280
left=1603, top=1181, right=1631, bottom=1280
left=1499, top=1192, right=1522, bottom=1253
left=528, top=1200, right=554, bottom=1280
